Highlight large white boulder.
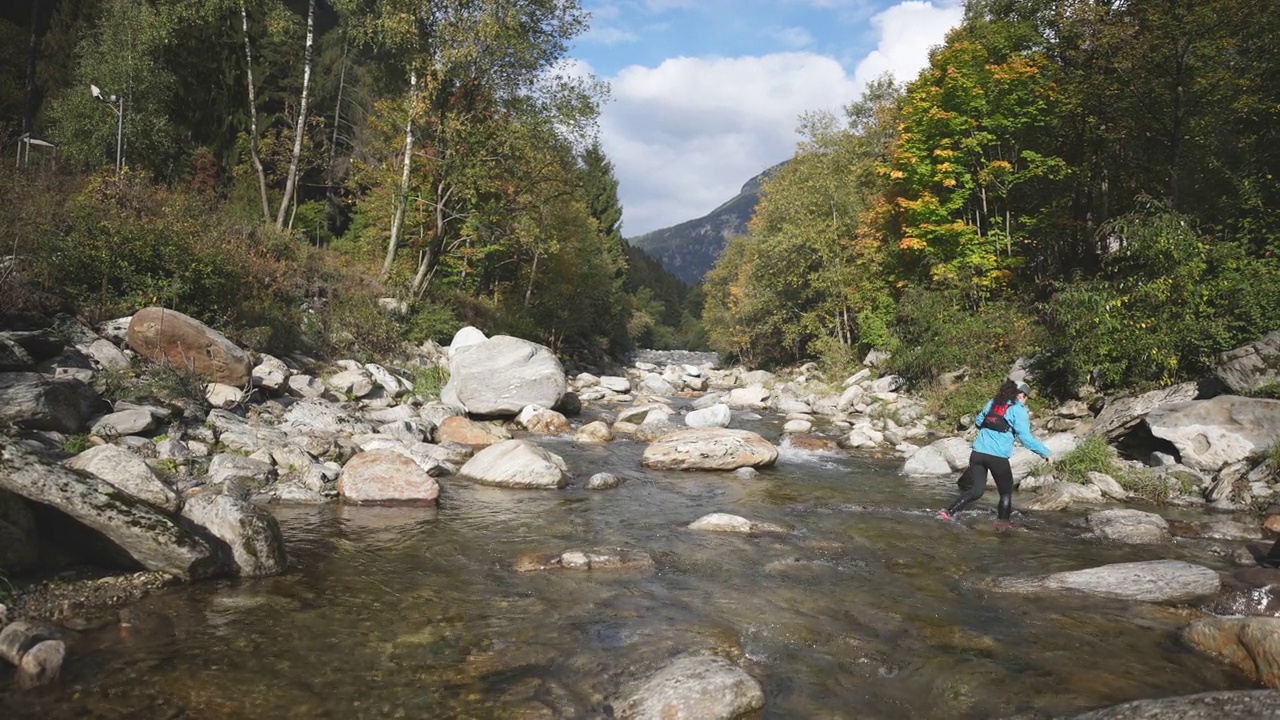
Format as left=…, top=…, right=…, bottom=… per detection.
left=458, top=439, right=569, bottom=489
left=1145, top=396, right=1280, bottom=472
left=642, top=428, right=778, bottom=471
left=442, top=335, right=566, bottom=416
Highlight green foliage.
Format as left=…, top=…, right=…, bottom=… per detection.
left=1043, top=436, right=1124, bottom=485
left=62, top=434, right=92, bottom=455
left=1033, top=206, right=1280, bottom=396
left=98, top=363, right=208, bottom=407
left=412, top=365, right=449, bottom=399
left=888, top=287, right=1040, bottom=386
left=403, top=300, right=461, bottom=346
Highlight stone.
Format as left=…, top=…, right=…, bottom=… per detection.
left=685, top=403, right=732, bottom=429
left=783, top=419, right=813, bottom=434
left=286, top=374, right=325, bottom=399
left=436, top=415, right=512, bottom=446
left=90, top=408, right=155, bottom=437
left=516, top=405, right=571, bottom=435
left=1145, top=396, right=1280, bottom=472
left=458, top=439, right=569, bottom=489
left=15, top=639, right=65, bottom=689
left=82, top=338, right=129, bottom=371
left=1183, top=616, right=1280, bottom=688
left=126, top=307, right=251, bottom=386
left=1021, top=481, right=1104, bottom=511
left=513, top=549, right=654, bottom=573
left=726, top=385, right=770, bottom=408
left=1, top=438, right=219, bottom=579
left=0, top=489, right=39, bottom=573
left=1090, top=382, right=1202, bottom=440
left=0, top=620, right=59, bottom=665
left=1087, top=509, right=1171, bottom=544
left=1087, top=471, right=1129, bottom=501
left=0, top=372, right=104, bottom=433
left=599, top=375, right=631, bottom=393
left=67, top=444, right=180, bottom=512
left=984, top=559, right=1220, bottom=603
left=338, top=450, right=441, bottom=504
left=574, top=421, right=613, bottom=444
left=279, top=400, right=372, bottom=436
left=204, top=383, right=243, bottom=406
left=1067, top=690, right=1280, bottom=719
left=617, top=654, right=764, bottom=720
left=1217, top=331, right=1280, bottom=394
left=688, top=513, right=787, bottom=535
left=181, top=489, right=288, bottom=576
left=208, top=453, right=276, bottom=490
left=328, top=368, right=374, bottom=398
left=448, top=325, right=488, bottom=355
left=442, top=335, right=566, bottom=416
left=364, top=363, right=409, bottom=397
left=585, top=472, right=623, bottom=490
left=900, top=437, right=970, bottom=476
left=641, top=428, right=778, bottom=471
left=251, top=354, right=290, bottom=391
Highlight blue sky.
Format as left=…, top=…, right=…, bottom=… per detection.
left=567, top=0, right=966, bottom=236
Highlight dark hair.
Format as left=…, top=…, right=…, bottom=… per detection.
left=993, top=379, right=1020, bottom=405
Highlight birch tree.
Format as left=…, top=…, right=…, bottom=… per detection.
left=276, top=0, right=316, bottom=228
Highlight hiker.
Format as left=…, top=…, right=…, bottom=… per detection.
left=939, top=379, right=1051, bottom=528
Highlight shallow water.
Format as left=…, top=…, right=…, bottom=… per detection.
left=0, top=417, right=1253, bottom=719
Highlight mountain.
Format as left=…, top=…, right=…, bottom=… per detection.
left=626, top=163, right=782, bottom=286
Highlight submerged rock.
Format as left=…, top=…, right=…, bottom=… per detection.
left=513, top=548, right=654, bottom=573
left=1068, top=690, right=1280, bottom=719
left=616, top=654, right=764, bottom=720
left=688, top=513, right=787, bottom=535
left=1182, top=616, right=1280, bottom=688
left=1086, top=509, right=1171, bottom=545
left=982, top=559, right=1220, bottom=603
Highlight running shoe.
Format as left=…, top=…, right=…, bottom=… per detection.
left=936, top=510, right=953, bottom=521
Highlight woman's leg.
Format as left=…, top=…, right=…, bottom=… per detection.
left=946, top=454, right=989, bottom=515
left=991, top=457, right=1015, bottom=520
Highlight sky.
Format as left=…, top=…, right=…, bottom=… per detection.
left=567, top=0, right=966, bottom=237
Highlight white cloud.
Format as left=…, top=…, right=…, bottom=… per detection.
left=771, top=26, right=815, bottom=49
left=853, top=0, right=964, bottom=87
left=596, top=1, right=964, bottom=236
left=581, top=26, right=640, bottom=45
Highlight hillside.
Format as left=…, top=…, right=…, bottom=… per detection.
left=626, top=163, right=782, bottom=286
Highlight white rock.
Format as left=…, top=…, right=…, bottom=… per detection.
left=685, top=403, right=731, bottom=429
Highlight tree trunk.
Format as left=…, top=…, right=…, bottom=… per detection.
left=240, top=1, right=270, bottom=223
left=380, top=69, right=417, bottom=280
left=326, top=30, right=348, bottom=223
left=409, top=180, right=448, bottom=297
left=22, top=0, right=41, bottom=136
left=276, top=0, right=316, bottom=229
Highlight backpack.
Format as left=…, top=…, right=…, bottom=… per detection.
left=980, top=401, right=1013, bottom=433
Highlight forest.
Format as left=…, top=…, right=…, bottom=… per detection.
left=702, top=0, right=1280, bottom=418
left=0, top=0, right=703, bottom=367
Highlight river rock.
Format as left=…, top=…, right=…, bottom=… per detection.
left=984, top=559, right=1220, bottom=603
left=251, top=354, right=290, bottom=391
left=900, top=436, right=970, bottom=476
left=1144, top=396, right=1280, bottom=472
left=1068, top=690, right=1280, bottom=719
left=1217, top=331, right=1280, bottom=394
left=436, top=416, right=512, bottom=446
left=688, top=513, right=787, bottom=535
left=208, top=453, right=275, bottom=490
left=15, top=639, right=65, bottom=689
left=0, top=489, right=39, bottom=573
left=574, top=421, right=613, bottom=444
left=1, top=438, right=219, bottom=579
left=516, top=405, right=570, bottom=434
left=1182, top=616, right=1280, bottom=687
left=338, top=450, right=441, bottom=504
left=0, top=372, right=103, bottom=433
left=726, top=385, right=769, bottom=408
left=1087, top=509, right=1171, bottom=544
left=1009, top=432, right=1079, bottom=479
left=443, top=335, right=566, bottom=416
left=1087, top=471, right=1129, bottom=501
left=126, top=307, right=251, bottom=386
left=181, top=489, right=288, bottom=577
left=617, top=654, right=765, bottom=720
left=279, top=400, right=372, bottom=436
left=686, top=404, right=731, bottom=429
left=1090, top=382, right=1202, bottom=440
left=67, top=444, right=180, bottom=512
left=513, top=548, right=654, bottom=573
left=1020, top=481, right=1102, bottom=511
left=90, top=408, right=155, bottom=437
left=448, top=325, right=488, bottom=355
left=600, top=375, right=631, bottom=393
left=286, top=374, right=324, bottom=399
left=458, top=439, right=568, bottom=489
left=641, top=428, right=778, bottom=471
left=586, top=472, right=623, bottom=490
left=327, top=368, right=374, bottom=398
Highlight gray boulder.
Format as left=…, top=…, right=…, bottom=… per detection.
left=1217, top=331, right=1280, bottom=394
left=67, top=444, right=180, bottom=512
left=0, top=372, right=104, bottom=433
left=0, top=489, right=39, bottom=573
left=458, top=439, right=568, bottom=489
left=1090, top=382, right=1201, bottom=440
left=181, top=490, right=288, bottom=577
left=1145, top=396, right=1280, bottom=472
left=1086, top=509, right=1171, bottom=544
left=1, top=438, right=219, bottom=579
left=442, top=335, right=566, bottom=416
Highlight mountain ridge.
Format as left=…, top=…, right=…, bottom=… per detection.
left=626, top=163, right=783, bottom=286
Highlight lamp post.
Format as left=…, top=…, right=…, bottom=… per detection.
left=90, top=84, right=123, bottom=173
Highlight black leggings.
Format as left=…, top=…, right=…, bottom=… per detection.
left=946, top=451, right=1015, bottom=520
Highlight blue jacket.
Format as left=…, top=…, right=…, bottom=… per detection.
left=973, top=399, right=1051, bottom=460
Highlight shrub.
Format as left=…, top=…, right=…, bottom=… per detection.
left=412, top=365, right=449, bottom=399
left=1044, top=436, right=1124, bottom=485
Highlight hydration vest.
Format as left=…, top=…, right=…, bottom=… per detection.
left=980, top=402, right=1013, bottom=433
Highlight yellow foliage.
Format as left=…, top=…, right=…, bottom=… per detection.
left=900, top=237, right=928, bottom=251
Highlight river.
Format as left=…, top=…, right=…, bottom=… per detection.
left=0, top=409, right=1250, bottom=719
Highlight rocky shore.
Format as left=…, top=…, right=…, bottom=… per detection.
left=2, top=308, right=1280, bottom=717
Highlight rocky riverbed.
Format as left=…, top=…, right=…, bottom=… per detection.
left=2, top=310, right=1280, bottom=718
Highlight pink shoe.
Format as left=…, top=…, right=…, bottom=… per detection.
left=993, top=520, right=1015, bottom=530
left=936, top=510, right=953, bottom=521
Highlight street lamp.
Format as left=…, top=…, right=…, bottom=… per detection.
left=90, top=84, right=124, bottom=173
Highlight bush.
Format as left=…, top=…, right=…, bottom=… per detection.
left=1043, top=436, right=1124, bottom=485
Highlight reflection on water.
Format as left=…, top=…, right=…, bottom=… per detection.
left=0, top=425, right=1253, bottom=719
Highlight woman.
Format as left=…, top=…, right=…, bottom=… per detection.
left=938, top=380, right=1051, bottom=528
